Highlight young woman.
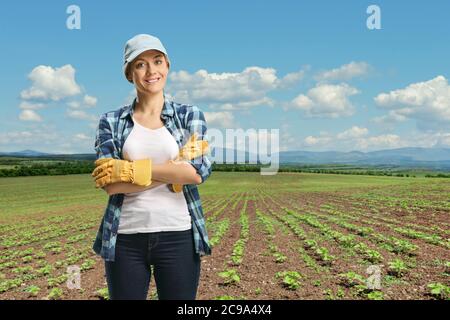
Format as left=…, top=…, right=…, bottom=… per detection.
left=91, top=34, right=212, bottom=300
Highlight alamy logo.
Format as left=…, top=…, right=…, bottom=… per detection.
left=366, top=265, right=382, bottom=290
left=66, top=5, right=81, bottom=30
left=66, top=265, right=81, bottom=290
left=367, top=5, right=382, bottom=30
left=208, top=128, right=280, bottom=175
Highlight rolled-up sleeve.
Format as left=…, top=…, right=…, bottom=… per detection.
left=184, top=106, right=212, bottom=184
left=94, top=114, right=119, bottom=160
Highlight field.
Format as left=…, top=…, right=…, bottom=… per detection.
left=0, top=172, right=449, bottom=300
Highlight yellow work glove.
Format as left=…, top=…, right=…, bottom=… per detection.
left=91, top=158, right=152, bottom=188
left=169, top=133, right=209, bottom=193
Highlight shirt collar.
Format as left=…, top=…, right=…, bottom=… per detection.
left=120, top=93, right=174, bottom=120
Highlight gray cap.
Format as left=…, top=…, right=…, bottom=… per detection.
left=123, top=34, right=169, bottom=83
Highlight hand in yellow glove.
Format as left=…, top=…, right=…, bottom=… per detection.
left=91, top=158, right=152, bottom=188
left=169, top=133, right=209, bottom=193
left=177, top=133, right=209, bottom=161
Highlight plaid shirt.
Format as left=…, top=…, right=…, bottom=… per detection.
left=92, top=95, right=212, bottom=261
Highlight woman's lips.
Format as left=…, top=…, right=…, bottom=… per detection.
left=144, top=77, right=160, bottom=84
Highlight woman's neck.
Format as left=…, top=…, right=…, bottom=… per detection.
left=135, top=91, right=164, bottom=116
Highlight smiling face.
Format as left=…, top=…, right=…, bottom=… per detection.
left=127, top=49, right=170, bottom=95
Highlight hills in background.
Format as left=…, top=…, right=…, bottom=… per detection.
left=0, top=149, right=53, bottom=157
left=1, top=147, right=450, bottom=170
left=211, top=147, right=450, bottom=170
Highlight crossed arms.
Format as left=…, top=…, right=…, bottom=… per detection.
left=103, top=161, right=201, bottom=195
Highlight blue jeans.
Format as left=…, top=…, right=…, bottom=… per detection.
left=104, top=228, right=201, bottom=300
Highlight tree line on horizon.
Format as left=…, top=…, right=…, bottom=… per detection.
left=0, top=160, right=449, bottom=178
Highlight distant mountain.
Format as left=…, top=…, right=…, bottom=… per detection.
left=365, top=147, right=450, bottom=162
left=0, top=149, right=53, bottom=157
left=1, top=147, right=450, bottom=169
left=209, top=147, right=450, bottom=170
left=277, top=147, right=450, bottom=165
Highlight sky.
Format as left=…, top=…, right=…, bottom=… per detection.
left=0, top=0, right=449, bottom=154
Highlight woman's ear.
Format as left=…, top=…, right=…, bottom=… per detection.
left=127, top=71, right=133, bottom=83
left=126, top=65, right=133, bottom=82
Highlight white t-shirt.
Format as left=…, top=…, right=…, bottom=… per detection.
left=117, top=116, right=192, bottom=234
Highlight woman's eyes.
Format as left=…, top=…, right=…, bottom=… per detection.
left=136, top=60, right=163, bottom=68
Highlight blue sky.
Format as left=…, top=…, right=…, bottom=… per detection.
left=1, top=0, right=449, bottom=154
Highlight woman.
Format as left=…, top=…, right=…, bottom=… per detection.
left=91, top=34, right=212, bottom=300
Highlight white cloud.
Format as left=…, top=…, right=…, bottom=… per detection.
left=0, top=124, right=98, bottom=154
left=354, top=134, right=404, bottom=150
left=168, top=67, right=276, bottom=102
left=67, top=101, right=80, bottom=108
left=374, top=76, right=450, bottom=129
left=19, top=110, right=42, bottom=122
left=290, top=83, right=360, bottom=118
left=400, top=131, right=450, bottom=148
left=20, top=65, right=81, bottom=101
left=166, top=66, right=304, bottom=111
left=68, top=95, right=98, bottom=109
left=67, top=94, right=97, bottom=109
left=217, top=97, right=275, bottom=111
left=67, top=109, right=98, bottom=122
left=371, top=110, right=408, bottom=125
left=223, top=129, right=280, bottom=154
left=83, top=95, right=97, bottom=107
left=433, top=132, right=450, bottom=148
left=278, top=69, right=306, bottom=89
left=204, top=111, right=235, bottom=128
left=299, top=128, right=450, bottom=151
left=17, top=65, right=98, bottom=127
left=0, top=129, right=58, bottom=145
left=19, top=101, right=46, bottom=110
left=315, top=61, right=371, bottom=82
left=279, top=123, right=298, bottom=152
left=73, top=133, right=91, bottom=141
left=301, top=126, right=408, bottom=151
left=336, top=126, right=369, bottom=139
left=304, top=135, right=332, bottom=147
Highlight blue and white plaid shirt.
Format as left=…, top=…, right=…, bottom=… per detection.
left=92, top=95, right=212, bottom=261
